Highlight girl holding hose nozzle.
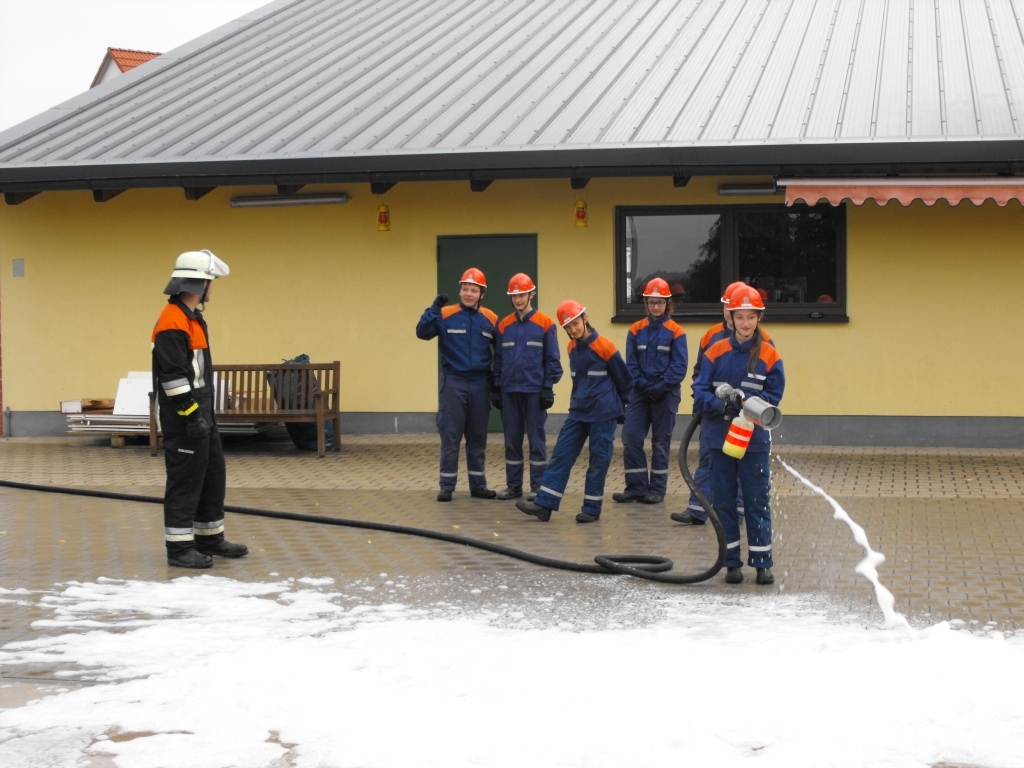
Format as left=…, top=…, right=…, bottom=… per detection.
left=692, top=286, right=785, bottom=585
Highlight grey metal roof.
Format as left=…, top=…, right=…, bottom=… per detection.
left=5, top=0, right=1024, bottom=191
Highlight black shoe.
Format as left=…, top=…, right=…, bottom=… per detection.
left=612, top=492, right=644, bottom=503
left=642, top=493, right=664, bottom=504
left=516, top=498, right=551, bottom=522
left=470, top=487, right=497, bottom=499
left=725, top=567, right=743, bottom=584
left=167, top=548, right=213, bottom=569
left=756, top=568, right=775, bottom=585
left=575, top=512, right=600, bottom=523
left=437, top=490, right=453, bottom=502
left=669, top=511, right=706, bottom=525
left=195, top=538, right=249, bottom=558
left=526, top=490, right=538, bottom=502
left=495, top=485, right=523, bottom=500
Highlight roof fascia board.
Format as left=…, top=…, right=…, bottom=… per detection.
left=2, top=140, right=1024, bottom=191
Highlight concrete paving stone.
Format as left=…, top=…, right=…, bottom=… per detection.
left=2, top=434, right=1024, bottom=665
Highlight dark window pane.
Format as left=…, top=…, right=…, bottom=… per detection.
left=737, top=207, right=839, bottom=304
left=625, top=214, right=721, bottom=305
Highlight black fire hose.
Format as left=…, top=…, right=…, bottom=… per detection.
left=0, top=414, right=726, bottom=584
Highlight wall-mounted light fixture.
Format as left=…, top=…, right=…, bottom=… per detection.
left=574, top=199, right=588, bottom=227
left=377, top=204, right=391, bottom=231
left=229, top=193, right=349, bottom=208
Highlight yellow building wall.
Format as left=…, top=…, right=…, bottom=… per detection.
left=0, top=177, right=1021, bottom=416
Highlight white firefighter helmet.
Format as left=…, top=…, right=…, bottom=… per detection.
left=170, top=250, right=230, bottom=280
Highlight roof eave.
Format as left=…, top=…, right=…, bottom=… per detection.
left=3, top=140, right=1024, bottom=193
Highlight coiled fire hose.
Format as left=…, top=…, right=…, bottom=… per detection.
left=0, top=414, right=726, bottom=584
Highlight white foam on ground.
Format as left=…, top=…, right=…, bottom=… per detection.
left=1, top=576, right=1022, bottom=768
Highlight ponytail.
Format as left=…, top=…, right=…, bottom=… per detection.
left=747, top=324, right=763, bottom=375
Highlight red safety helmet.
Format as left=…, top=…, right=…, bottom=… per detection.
left=556, top=299, right=586, bottom=327
left=726, top=285, right=766, bottom=313
left=721, top=281, right=748, bottom=304
left=507, top=273, right=536, bottom=295
left=670, top=282, right=686, bottom=295
left=460, top=268, right=487, bottom=289
left=642, top=277, right=671, bottom=298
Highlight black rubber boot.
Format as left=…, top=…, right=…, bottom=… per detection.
left=756, top=568, right=775, bottom=585
left=575, top=512, right=600, bottom=523
left=612, top=493, right=644, bottom=503
left=515, top=498, right=551, bottom=522
left=496, top=486, right=523, bottom=500
left=470, top=487, right=497, bottom=499
left=669, top=511, right=706, bottom=525
left=167, top=547, right=213, bottom=569
left=437, top=490, right=453, bottom=502
left=725, top=567, right=743, bottom=584
left=642, top=493, right=664, bottom=504
left=195, top=538, right=249, bottom=558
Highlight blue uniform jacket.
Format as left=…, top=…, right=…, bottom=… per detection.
left=625, top=316, right=688, bottom=397
left=567, top=331, right=633, bottom=423
left=691, top=322, right=775, bottom=398
left=693, top=334, right=785, bottom=453
left=416, top=302, right=498, bottom=377
left=493, top=309, right=563, bottom=393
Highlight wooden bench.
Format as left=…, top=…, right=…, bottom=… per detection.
left=150, top=362, right=341, bottom=457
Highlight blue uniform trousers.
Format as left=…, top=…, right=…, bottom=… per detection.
left=501, top=391, right=548, bottom=490
left=621, top=390, right=679, bottom=496
left=710, top=449, right=773, bottom=569
left=437, top=373, right=490, bottom=492
left=534, top=418, right=617, bottom=517
left=686, top=437, right=746, bottom=521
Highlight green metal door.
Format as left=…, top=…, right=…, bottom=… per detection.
left=437, top=234, right=538, bottom=431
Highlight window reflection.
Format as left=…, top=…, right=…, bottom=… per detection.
left=624, top=214, right=721, bottom=305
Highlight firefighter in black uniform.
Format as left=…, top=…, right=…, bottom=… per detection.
left=153, top=250, right=248, bottom=568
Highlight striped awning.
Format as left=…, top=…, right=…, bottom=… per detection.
left=781, top=178, right=1024, bottom=207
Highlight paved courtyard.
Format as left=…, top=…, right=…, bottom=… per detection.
left=2, top=431, right=1023, bottom=713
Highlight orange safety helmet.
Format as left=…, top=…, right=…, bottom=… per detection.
left=556, top=299, right=586, bottom=327
left=507, top=273, right=537, bottom=295
left=721, top=281, right=748, bottom=304
left=725, top=285, right=766, bottom=313
left=460, top=268, right=487, bottom=289
left=642, top=277, right=671, bottom=298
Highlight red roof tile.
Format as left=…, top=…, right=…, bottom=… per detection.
left=90, top=48, right=161, bottom=88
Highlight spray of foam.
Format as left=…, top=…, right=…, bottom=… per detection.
left=778, top=457, right=918, bottom=639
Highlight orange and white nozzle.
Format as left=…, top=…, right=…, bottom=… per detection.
left=715, top=385, right=782, bottom=459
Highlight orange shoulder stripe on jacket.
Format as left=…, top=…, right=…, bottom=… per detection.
left=589, top=334, right=619, bottom=362
left=761, top=328, right=773, bottom=343
left=498, top=314, right=517, bottom=333
left=529, top=312, right=555, bottom=331
left=480, top=307, right=498, bottom=325
left=441, top=305, right=462, bottom=319
left=629, top=318, right=649, bottom=335
left=758, top=343, right=782, bottom=370
left=704, top=338, right=733, bottom=363
left=567, top=339, right=577, bottom=354
left=700, top=323, right=725, bottom=348
left=665, top=319, right=686, bottom=338
left=152, top=303, right=207, bottom=349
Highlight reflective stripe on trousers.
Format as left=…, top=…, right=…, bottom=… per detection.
left=620, top=390, right=679, bottom=496
left=533, top=417, right=617, bottom=516
left=501, top=391, right=548, bottom=490
left=710, top=448, right=773, bottom=569
left=437, top=373, right=490, bottom=491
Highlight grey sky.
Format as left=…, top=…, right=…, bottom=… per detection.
left=0, top=0, right=268, bottom=131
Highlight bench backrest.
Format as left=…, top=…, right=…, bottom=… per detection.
left=211, top=362, right=340, bottom=415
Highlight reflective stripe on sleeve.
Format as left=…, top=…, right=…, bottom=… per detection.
left=162, top=377, right=190, bottom=392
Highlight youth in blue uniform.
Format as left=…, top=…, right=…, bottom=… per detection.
left=672, top=282, right=773, bottom=526
left=516, top=301, right=632, bottom=523
left=614, top=278, right=688, bottom=504
left=492, top=273, right=563, bottom=500
left=416, top=268, right=499, bottom=502
left=693, top=286, right=785, bottom=585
